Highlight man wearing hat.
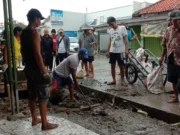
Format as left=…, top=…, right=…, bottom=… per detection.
left=20, top=9, right=58, bottom=130
left=79, top=24, right=96, bottom=78
left=49, top=48, right=88, bottom=102
left=159, top=10, right=180, bottom=103
left=56, top=29, right=70, bottom=63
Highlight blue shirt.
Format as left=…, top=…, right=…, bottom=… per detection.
left=126, top=30, right=132, bottom=48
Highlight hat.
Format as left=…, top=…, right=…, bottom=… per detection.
left=81, top=24, right=92, bottom=30
left=169, top=10, right=180, bottom=20
left=79, top=48, right=88, bottom=59
left=58, top=29, right=64, bottom=33
left=27, top=8, right=45, bottom=20
left=51, top=29, right=56, bottom=33
left=13, top=26, right=23, bottom=34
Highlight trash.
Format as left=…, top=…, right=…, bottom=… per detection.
left=80, top=103, right=100, bottom=111
left=136, top=48, right=144, bottom=63
left=76, top=69, right=84, bottom=79
left=147, top=66, right=164, bottom=94
left=132, top=108, right=148, bottom=116
left=92, top=108, right=109, bottom=116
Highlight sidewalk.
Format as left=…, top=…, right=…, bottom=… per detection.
left=78, top=55, right=180, bottom=122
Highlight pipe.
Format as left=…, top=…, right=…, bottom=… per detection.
left=8, top=0, right=19, bottom=112
left=2, top=0, right=15, bottom=115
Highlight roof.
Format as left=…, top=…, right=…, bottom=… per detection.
left=133, top=0, right=180, bottom=16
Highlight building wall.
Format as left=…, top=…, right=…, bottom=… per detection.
left=86, top=5, right=133, bottom=25
left=42, top=11, right=85, bottom=37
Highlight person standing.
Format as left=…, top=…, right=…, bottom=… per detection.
left=79, top=24, right=96, bottom=78
left=159, top=10, right=180, bottom=103
left=13, top=26, right=23, bottom=67
left=20, top=8, right=58, bottom=130
left=51, top=29, right=59, bottom=67
left=41, top=29, right=53, bottom=71
left=56, top=29, right=70, bottom=63
left=106, top=17, right=128, bottom=86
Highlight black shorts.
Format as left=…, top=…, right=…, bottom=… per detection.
left=24, top=67, right=49, bottom=103
left=109, top=53, right=125, bottom=65
left=83, top=56, right=94, bottom=63
left=167, top=62, right=180, bottom=84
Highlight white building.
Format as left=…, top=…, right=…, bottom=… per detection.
left=41, top=1, right=151, bottom=37
left=86, top=1, right=151, bottom=26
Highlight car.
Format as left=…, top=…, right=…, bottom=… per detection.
left=69, top=37, right=79, bottom=53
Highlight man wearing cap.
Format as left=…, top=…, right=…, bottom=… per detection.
left=159, top=10, right=180, bottom=103
left=49, top=48, right=88, bottom=102
left=79, top=24, right=96, bottom=78
left=20, top=9, right=58, bottom=130
left=56, top=29, right=70, bottom=63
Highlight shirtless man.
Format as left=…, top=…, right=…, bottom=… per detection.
left=20, top=8, right=58, bottom=130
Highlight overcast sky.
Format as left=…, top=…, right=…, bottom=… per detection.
left=0, top=0, right=159, bottom=24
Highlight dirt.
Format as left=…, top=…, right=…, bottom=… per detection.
left=0, top=89, right=180, bottom=135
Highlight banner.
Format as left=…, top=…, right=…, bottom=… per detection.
left=50, top=9, right=63, bottom=25
left=64, top=31, right=77, bottom=37
left=141, top=22, right=168, bottom=37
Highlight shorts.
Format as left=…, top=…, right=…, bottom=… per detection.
left=109, top=53, right=125, bottom=65
left=24, top=67, right=49, bottom=103
left=167, top=62, right=180, bottom=84
left=52, top=71, right=73, bottom=88
left=83, top=56, right=94, bottom=63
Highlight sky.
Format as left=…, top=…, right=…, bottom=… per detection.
left=0, top=0, right=159, bottom=24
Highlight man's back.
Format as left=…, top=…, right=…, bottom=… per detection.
left=55, top=53, right=79, bottom=78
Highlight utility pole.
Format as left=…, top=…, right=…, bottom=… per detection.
left=85, top=7, right=88, bottom=23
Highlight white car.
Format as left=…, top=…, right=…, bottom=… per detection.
left=69, top=37, right=79, bottom=53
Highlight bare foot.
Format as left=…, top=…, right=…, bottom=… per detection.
left=168, top=98, right=178, bottom=103
left=32, top=118, right=41, bottom=126
left=121, top=81, right=128, bottom=87
left=42, top=123, right=59, bottom=131
left=169, top=94, right=176, bottom=98
left=107, top=81, right=116, bottom=85
left=89, top=74, right=94, bottom=78
left=84, top=74, right=89, bottom=77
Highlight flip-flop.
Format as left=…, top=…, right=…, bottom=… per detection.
left=121, top=82, right=128, bottom=87
left=107, top=82, right=116, bottom=85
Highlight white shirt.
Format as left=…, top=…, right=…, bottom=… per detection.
left=58, top=37, right=66, bottom=53
left=55, top=53, right=79, bottom=78
left=109, top=26, right=127, bottom=53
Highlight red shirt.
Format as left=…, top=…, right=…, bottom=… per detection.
left=51, top=34, right=58, bottom=52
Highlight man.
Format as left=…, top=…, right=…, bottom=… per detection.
left=159, top=10, right=180, bottom=103
left=14, top=26, right=23, bottom=67
left=90, top=27, right=98, bottom=54
left=56, top=29, right=70, bottom=63
left=51, top=29, right=59, bottom=66
left=79, top=24, right=96, bottom=78
left=106, top=17, right=128, bottom=86
left=20, top=8, right=58, bottom=130
left=41, top=29, right=53, bottom=71
left=49, top=48, right=88, bottom=102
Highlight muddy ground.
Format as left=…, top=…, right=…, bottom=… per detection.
left=0, top=89, right=180, bottom=135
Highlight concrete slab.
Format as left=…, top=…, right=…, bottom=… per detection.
left=0, top=116, right=98, bottom=135
left=78, top=55, right=180, bottom=122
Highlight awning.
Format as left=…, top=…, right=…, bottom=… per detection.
left=140, top=22, right=168, bottom=38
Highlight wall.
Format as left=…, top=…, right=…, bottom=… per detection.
left=86, top=5, right=133, bottom=25
left=42, top=10, right=85, bottom=36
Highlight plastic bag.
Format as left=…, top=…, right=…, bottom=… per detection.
left=147, top=66, right=164, bottom=94
left=76, top=69, right=84, bottom=79
left=136, top=48, right=145, bottom=63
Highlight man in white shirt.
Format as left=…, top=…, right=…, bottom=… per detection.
left=106, top=17, right=128, bottom=86
left=56, top=29, right=70, bottom=63
left=49, top=48, right=88, bottom=102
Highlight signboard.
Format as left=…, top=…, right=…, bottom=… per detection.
left=64, top=31, right=77, bottom=37
left=50, top=9, right=63, bottom=25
